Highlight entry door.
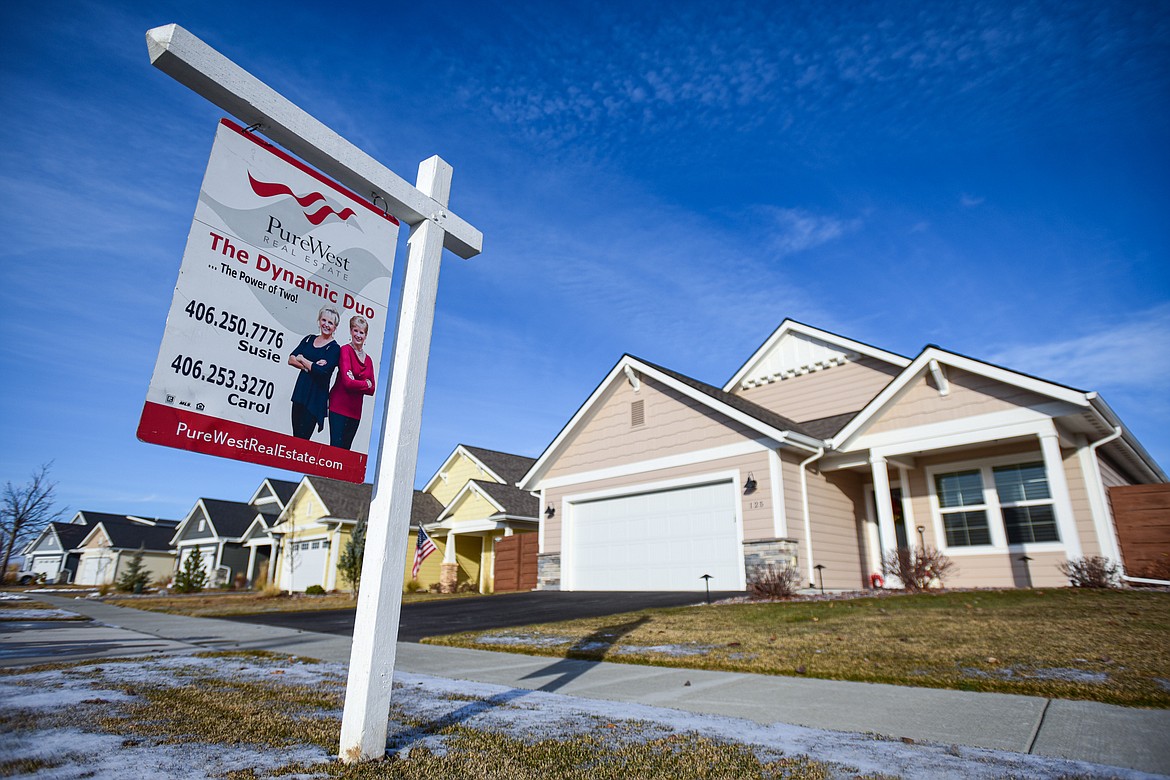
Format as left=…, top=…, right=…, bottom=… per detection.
left=874, top=488, right=909, bottom=551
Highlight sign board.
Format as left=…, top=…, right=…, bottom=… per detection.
left=138, top=119, right=400, bottom=482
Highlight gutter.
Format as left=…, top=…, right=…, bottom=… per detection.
left=798, top=447, right=826, bottom=586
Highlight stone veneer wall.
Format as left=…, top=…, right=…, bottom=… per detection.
left=536, top=554, right=561, bottom=591
left=742, top=538, right=799, bottom=573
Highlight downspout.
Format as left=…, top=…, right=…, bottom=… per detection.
left=1090, top=427, right=1170, bottom=587
left=799, top=447, right=826, bottom=586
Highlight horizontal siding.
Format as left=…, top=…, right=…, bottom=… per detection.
left=546, top=376, right=758, bottom=480
left=805, top=468, right=867, bottom=589
left=866, top=368, right=1051, bottom=436
left=733, top=357, right=898, bottom=422
left=431, top=454, right=491, bottom=506
left=944, top=550, right=1070, bottom=588
left=1100, top=455, right=1134, bottom=490
left=544, top=450, right=772, bottom=556
left=1064, top=447, right=1100, bottom=557
left=447, top=491, right=498, bottom=521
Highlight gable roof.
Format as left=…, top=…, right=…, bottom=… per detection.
left=306, top=477, right=373, bottom=521
left=434, top=479, right=539, bottom=524
left=411, top=490, right=444, bottom=527
left=248, top=478, right=300, bottom=509
left=79, top=516, right=176, bottom=552
left=519, top=354, right=826, bottom=490
left=422, top=444, right=537, bottom=493
left=22, top=521, right=91, bottom=557
left=831, top=345, right=1166, bottom=482
left=461, top=446, right=537, bottom=486
left=200, top=499, right=261, bottom=538
left=724, top=319, right=911, bottom=392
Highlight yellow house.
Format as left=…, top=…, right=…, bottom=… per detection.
left=419, top=445, right=539, bottom=593
left=269, top=477, right=370, bottom=592
left=268, top=445, right=538, bottom=594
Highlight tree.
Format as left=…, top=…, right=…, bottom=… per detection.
left=337, top=518, right=366, bottom=598
left=1, top=463, right=65, bottom=584
left=117, top=545, right=151, bottom=593
left=173, top=547, right=208, bottom=593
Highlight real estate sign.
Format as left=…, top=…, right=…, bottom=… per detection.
left=138, top=119, right=400, bottom=482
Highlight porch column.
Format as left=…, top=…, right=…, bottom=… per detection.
left=439, top=533, right=459, bottom=593
left=245, top=545, right=257, bottom=587
left=1038, top=431, right=1082, bottom=559
left=897, top=464, right=919, bottom=546
left=870, top=456, right=899, bottom=582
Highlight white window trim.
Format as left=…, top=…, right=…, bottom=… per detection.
left=926, top=452, right=1066, bottom=557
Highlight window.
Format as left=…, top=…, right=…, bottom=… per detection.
left=935, top=470, right=992, bottom=546
left=931, top=458, right=1059, bottom=549
left=993, top=462, right=1059, bottom=544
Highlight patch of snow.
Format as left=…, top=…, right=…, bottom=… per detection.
left=0, top=608, right=85, bottom=620
left=962, top=666, right=1109, bottom=684
left=0, top=653, right=1155, bottom=780
left=0, top=593, right=31, bottom=601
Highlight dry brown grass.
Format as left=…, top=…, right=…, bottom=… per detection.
left=2, top=652, right=844, bottom=780
left=103, top=589, right=480, bottom=617
left=425, top=589, right=1170, bottom=708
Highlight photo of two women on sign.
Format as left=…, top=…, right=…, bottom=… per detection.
left=287, top=305, right=375, bottom=450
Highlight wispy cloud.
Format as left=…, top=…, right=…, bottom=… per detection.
left=760, top=207, right=859, bottom=257
left=986, top=304, right=1170, bottom=390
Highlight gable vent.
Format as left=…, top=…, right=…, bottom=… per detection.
left=631, top=399, right=645, bottom=427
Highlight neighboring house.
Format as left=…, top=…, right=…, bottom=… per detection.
left=269, top=477, right=372, bottom=592
left=420, top=445, right=539, bottom=593
left=240, top=478, right=299, bottom=587
left=73, top=515, right=178, bottom=587
left=520, top=320, right=1166, bottom=592
left=171, top=498, right=266, bottom=587
left=20, top=511, right=101, bottom=583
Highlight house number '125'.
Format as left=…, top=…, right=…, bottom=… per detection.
left=748, top=500, right=766, bottom=510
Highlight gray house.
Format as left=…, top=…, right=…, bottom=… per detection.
left=171, top=478, right=299, bottom=588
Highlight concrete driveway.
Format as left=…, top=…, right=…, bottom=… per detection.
left=220, top=590, right=741, bottom=642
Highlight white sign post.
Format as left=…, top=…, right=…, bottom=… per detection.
left=146, top=24, right=482, bottom=762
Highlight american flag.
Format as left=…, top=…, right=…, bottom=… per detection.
left=412, top=525, right=437, bottom=579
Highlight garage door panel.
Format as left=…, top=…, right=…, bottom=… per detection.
left=571, top=481, right=741, bottom=591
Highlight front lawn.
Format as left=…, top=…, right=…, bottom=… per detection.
left=103, top=589, right=480, bottom=617
left=423, top=589, right=1170, bottom=708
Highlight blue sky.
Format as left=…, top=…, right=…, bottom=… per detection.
left=1, top=0, right=1167, bottom=521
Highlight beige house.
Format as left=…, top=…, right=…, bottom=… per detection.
left=519, top=320, right=1165, bottom=592
left=73, top=515, right=178, bottom=587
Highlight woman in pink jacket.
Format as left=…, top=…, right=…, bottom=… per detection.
left=327, top=316, right=376, bottom=450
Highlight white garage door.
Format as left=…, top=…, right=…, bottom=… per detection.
left=30, top=555, right=62, bottom=581
left=283, top=539, right=330, bottom=592
left=569, top=481, right=741, bottom=591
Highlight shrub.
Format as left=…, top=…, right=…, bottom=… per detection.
left=746, top=563, right=802, bottom=600
left=1059, top=556, right=1120, bottom=588
left=304, top=584, right=326, bottom=595
left=258, top=583, right=283, bottom=599
left=405, top=579, right=422, bottom=593
left=173, top=548, right=209, bottom=593
left=882, top=546, right=955, bottom=591
left=116, top=546, right=150, bottom=593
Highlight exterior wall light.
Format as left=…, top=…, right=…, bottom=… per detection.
left=743, top=473, right=758, bottom=494
left=545, top=506, right=556, bottom=518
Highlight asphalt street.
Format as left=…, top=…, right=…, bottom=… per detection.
left=220, top=590, right=741, bottom=641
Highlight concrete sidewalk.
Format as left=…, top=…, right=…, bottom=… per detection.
left=5, top=594, right=1168, bottom=776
